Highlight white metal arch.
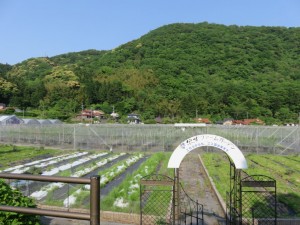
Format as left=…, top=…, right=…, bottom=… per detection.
left=168, top=134, right=248, bottom=169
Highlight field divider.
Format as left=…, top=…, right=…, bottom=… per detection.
left=197, top=154, right=226, bottom=214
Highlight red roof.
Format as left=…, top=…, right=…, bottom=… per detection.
left=233, top=118, right=264, bottom=125
left=79, top=109, right=105, bottom=117
left=195, top=118, right=212, bottom=124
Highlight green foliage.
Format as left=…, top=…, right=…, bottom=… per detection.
left=101, top=152, right=167, bottom=213
left=25, top=166, right=42, bottom=175
left=0, top=145, right=65, bottom=171
left=2, top=23, right=300, bottom=123
left=0, top=179, right=40, bottom=225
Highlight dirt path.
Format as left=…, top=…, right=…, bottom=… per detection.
left=179, top=152, right=226, bottom=225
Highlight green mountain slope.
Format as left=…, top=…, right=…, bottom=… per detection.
left=2, top=23, right=300, bottom=123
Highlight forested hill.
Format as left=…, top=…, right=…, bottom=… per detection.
left=1, top=23, right=300, bottom=124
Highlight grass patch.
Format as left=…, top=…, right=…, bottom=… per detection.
left=0, top=144, right=67, bottom=170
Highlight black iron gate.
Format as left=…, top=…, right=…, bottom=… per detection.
left=241, top=175, right=277, bottom=225
left=140, top=160, right=276, bottom=225
left=225, top=158, right=277, bottom=225
left=140, top=173, right=203, bottom=225
left=177, top=182, right=204, bottom=225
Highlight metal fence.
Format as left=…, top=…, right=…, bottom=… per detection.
left=0, top=124, right=299, bottom=154
left=0, top=173, right=100, bottom=225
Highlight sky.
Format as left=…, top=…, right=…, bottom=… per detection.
left=0, top=0, right=299, bottom=65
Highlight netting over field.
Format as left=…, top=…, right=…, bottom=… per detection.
left=0, top=124, right=299, bottom=154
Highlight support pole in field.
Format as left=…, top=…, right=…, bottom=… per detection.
left=73, top=125, right=76, bottom=150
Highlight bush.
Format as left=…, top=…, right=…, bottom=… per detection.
left=0, top=179, right=40, bottom=225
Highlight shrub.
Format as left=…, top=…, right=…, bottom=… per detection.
left=0, top=179, right=40, bottom=224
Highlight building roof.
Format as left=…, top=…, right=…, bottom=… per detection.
left=232, top=118, right=264, bottom=125
left=0, top=115, right=23, bottom=125
left=49, top=119, right=62, bottom=124
left=37, top=119, right=52, bottom=125
left=79, top=109, right=105, bottom=117
left=128, top=114, right=140, bottom=119
left=22, top=118, right=40, bottom=125
left=195, top=118, right=212, bottom=124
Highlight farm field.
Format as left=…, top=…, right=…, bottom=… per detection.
left=0, top=144, right=172, bottom=215
left=1, top=144, right=299, bottom=223
left=201, top=152, right=300, bottom=218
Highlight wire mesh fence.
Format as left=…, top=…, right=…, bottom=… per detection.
left=0, top=124, right=299, bottom=154
left=4, top=175, right=95, bottom=209
left=241, top=175, right=277, bottom=225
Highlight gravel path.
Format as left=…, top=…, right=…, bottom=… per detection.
left=179, top=152, right=226, bottom=225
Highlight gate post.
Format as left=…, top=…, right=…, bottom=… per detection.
left=174, top=168, right=180, bottom=221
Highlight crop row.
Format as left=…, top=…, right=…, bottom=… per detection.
left=1, top=147, right=170, bottom=213
left=101, top=152, right=172, bottom=213
left=62, top=153, right=144, bottom=207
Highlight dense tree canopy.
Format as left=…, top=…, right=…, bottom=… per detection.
left=1, top=23, right=299, bottom=124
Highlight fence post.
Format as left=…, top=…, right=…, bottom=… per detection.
left=73, top=125, right=76, bottom=150
left=90, top=175, right=100, bottom=225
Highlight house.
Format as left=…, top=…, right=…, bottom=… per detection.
left=233, top=118, right=264, bottom=125
left=242, top=118, right=264, bottom=125
left=216, top=118, right=234, bottom=125
left=195, top=118, right=212, bottom=124
left=0, top=115, right=23, bottom=125
left=127, top=114, right=141, bottom=124
left=155, top=116, right=162, bottom=124
left=232, top=120, right=244, bottom=125
left=79, top=109, right=105, bottom=119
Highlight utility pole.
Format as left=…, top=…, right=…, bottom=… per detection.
left=90, top=108, right=93, bottom=124
left=81, top=102, right=84, bottom=122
